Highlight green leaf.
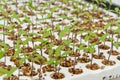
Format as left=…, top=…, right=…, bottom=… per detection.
left=38, top=18, right=47, bottom=21
left=23, top=37, right=32, bottom=45
left=64, top=26, right=70, bottom=32
left=34, top=45, right=40, bottom=49
left=84, top=35, right=89, bottom=42
left=41, top=40, right=49, bottom=47
left=36, top=39, right=48, bottom=48
left=70, top=43, right=76, bottom=47
left=24, top=15, right=32, bottom=23
left=89, top=32, right=97, bottom=37
left=85, top=12, right=90, bottom=17
left=63, top=0, right=68, bottom=4
left=109, top=0, right=112, bottom=5
left=0, top=17, right=8, bottom=21
left=16, top=40, right=21, bottom=45
left=113, top=42, right=119, bottom=49
left=105, top=23, right=111, bottom=29
left=0, top=6, right=6, bottom=14
left=0, top=49, right=4, bottom=59
left=11, top=11, right=22, bottom=24
left=116, top=23, right=120, bottom=28
left=18, top=30, right=27, bottom=35
left=55, top=45, right=63, bottom=56
left=79, top=44, right=85, bottom=50
left=89, top=47, right=95, bottom=54
left=0, top=42, right=9, bottom=50
left=62, top=50, right=72, bottom=56
left=19, top=57, right=26, bottom=65
left=48, top=43, right=54, bottom=48
left=59, top=30, right=66, bottom=39
left=14, top=40, right=21, bottom=58
left=1, top=0, right=5, bottom=3
left=56, top=24, right=60, bottom=28
left=11, top=11, right=17, bottom=18
left=63, top=39, right=71, bottom=45
left=46, top=13, right=52, bottom=18
left=34, top=54, right=42, bottom=58
left=6, top=24, right=15, bottom=31
left=51, top=6, right=57, bottom=12
left=28, top=0, right=35, bottom=9
left=0, top=32, right=9, bottom=35
left=89, top=43, right=95, bottom=53
left=0, top=71, right=4, bottom=76
left=100, top=34, right=108, bottom=42
left=43, top=30, right=51, bottom=38
left=48, top=49, right=54, bottom=55
left=0, top=68, right=8, bottom=74
left=7, top=67, right=17, bottom=77
left=101, top=3, right=106, bottom=8
left=13, top=48, right=21, bottom=58
left=61, top=15, right=68, bottom=19
left=110, top=37, right=114, bottom=42
left=0, top=24, right=4, bottom=28
left=95, top=0, right=99, bottom=4
left=0, top=68, right=7, bottom=76
left=72, top=0, right=75, bottom=2
left=33, top=58, right=40, bottom=63
left=115, top=7, right=119, bottom=12
left=45, top=58, right=55, bottom=65
left=114, top=29, right=120, bottom=33
left=55, top=60, right=60, bottom=66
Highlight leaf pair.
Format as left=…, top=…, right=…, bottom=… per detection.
left=0, top=67, right=17, bottom=77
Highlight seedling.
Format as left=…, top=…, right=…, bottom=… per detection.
left=0, top=0, right=120, bottom=79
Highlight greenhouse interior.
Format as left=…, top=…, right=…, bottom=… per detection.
left=0, top=0, right=120, bottom=80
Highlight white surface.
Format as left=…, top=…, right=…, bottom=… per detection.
left=0, top=0, right=120, bottom=80
left=112, top=78, right=120, bottom=80
left=106, top=0, right=120, bottom=7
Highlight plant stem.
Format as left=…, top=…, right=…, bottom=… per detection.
left=73, top=34, right=76, bottom=72
left=3, top=19, right=6, bottom=65
left=54, top=65, right=57, bottom=78
left=39, top=64, right=42, bottom=80
left=40, top=47, right=43, bottom=56
left=117, top=35, right=119, bottom=42
left=16, top=0, right=18, bottom=12
left=90, top=54, right=93, bottom=69
left=98, top=44, right=100, bottom=58
left=57, top=64, right=60, bottom=74
left=17, top=34, right=20, bottom=80
left=80, top=34, right=82, bottom=44
left=108, top=33, right=113, bottom=62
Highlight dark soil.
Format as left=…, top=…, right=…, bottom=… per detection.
left=51, top=72, right=65, bottom=79
left=102, top=59, right=116, bottom=66
left=86, top=63, right=100, bottom=70
left=68, top=68, right=83, bottom=74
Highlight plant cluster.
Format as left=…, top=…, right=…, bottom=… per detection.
left=0, top=0, right=120, bottom=80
